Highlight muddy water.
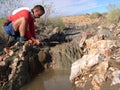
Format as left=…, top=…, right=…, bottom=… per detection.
left=20, top=69, right=79, bottom=90
left=20, top=69, right=120, bottom=90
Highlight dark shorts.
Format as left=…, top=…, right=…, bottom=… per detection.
left=4, top=22, right=15, bottom=36
left=4, top=22, right=21, bottom=40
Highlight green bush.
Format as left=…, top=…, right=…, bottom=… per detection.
left=107, top=8, right=120, bottom=23
left=36, top=17, right=65, bottom=31
left=90, top=12, right=102, bottom=19
left=0, top=18, right=8, bottom=42
left=0, top=18, right=5, bottom=30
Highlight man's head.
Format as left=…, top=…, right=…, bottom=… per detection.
left=32, top=5, right=45, bottom=18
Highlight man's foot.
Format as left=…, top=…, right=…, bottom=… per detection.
left=19, top=36, right=27, bottom=42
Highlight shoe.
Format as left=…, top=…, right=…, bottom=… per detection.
left=19, top=36, right=27, bottom=42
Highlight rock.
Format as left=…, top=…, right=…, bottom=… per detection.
left=70, top=35, right=120, bottom=90
left=70, top=53, right=105, bottom=82
left=97, top=28, right=114, bottom=40
left=51, top=40, right=83, bottom=69
left=0, top=42, right=45, bottom=90
left=109, top=24, right=117, bottom=32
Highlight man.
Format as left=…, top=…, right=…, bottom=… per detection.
left=3, top=5, right=45, bottom=45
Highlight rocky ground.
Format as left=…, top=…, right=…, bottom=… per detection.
left=0, top=15, right=120, bottom=90
left=0, top=24, right=83, bottom=89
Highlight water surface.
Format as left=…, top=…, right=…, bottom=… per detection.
left=20, top=69, right=79, bottom=90
left=20, top=69, right=120, bottom=90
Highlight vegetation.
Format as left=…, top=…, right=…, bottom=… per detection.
left=0, top=0, right=23, bottom=17
left=107, top=8, right=120, bottom=23
left=0, top=18, right=5, bottom=30
left=0, top=18, right=8, bottom=44
left=106, top=4, right=120, bottom=23
left=41, top=0, right=54, bottom=26
left=36, top=17, right=65, bottom=30
left=90, top=12, right=102, bottom=19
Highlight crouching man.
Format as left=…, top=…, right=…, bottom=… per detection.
left=3, top=5, right=45, bottom=45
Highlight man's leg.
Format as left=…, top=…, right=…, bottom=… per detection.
left=12, top=17, right=28, bottom=41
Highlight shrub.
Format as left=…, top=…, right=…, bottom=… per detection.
left=0, top=18, right=8, bottom=43
left=0, top=18, right=5, bottom=30
left=107, top=8, right=120, bottom=23
left=36, top=17, right=65, bottom=31
left=90, top=12, right=102, bottom=19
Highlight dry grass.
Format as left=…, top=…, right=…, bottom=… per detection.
left=61, top=15, right=102, bottom=27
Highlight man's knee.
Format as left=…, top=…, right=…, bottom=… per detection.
left=12, top=17, right=28, bottom=31
left=12, top=17, right=27, bottom=25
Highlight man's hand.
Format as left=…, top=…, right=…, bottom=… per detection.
left=31, top=37, right=43, bottom=45
left=34, top=39, right=43, bottom=45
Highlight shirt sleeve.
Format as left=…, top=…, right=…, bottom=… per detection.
left=25, top=19, right=35, bottom=39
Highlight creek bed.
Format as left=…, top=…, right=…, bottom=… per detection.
left=20, top=69, right=80, bottom=90
left=20, top=69, right=120, bottom=90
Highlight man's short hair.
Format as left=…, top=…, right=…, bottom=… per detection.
left=32, top=5, right=45, bottom=14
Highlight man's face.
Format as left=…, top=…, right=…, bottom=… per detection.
left=33, top=9, right=44, bottom=18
